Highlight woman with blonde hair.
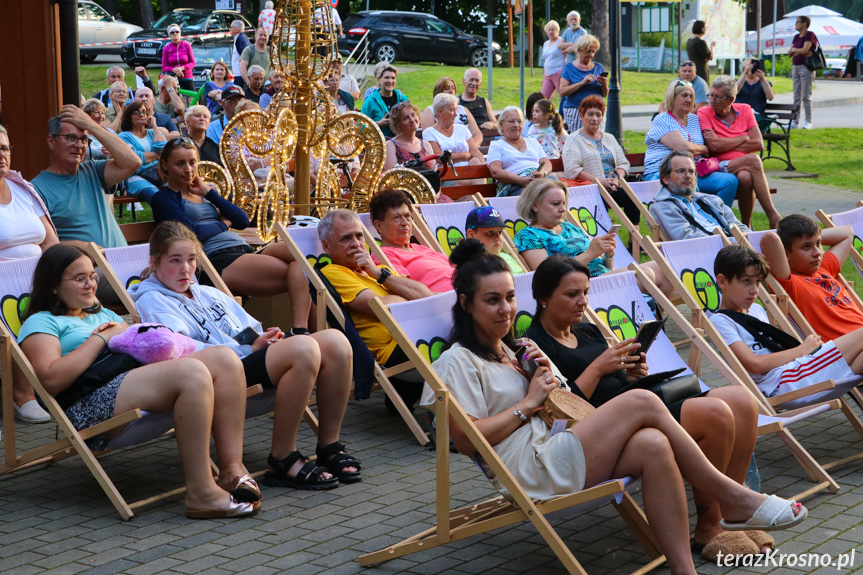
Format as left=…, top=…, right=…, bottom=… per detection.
left=559, top=35, right=607, bottom=131
left=104, top=81, right=129, bottom=132
left=540, top=20, right=566, bottom=98
left=384, top=102, right=436, bottom=171
left=420, top=76, right=482, bottom=146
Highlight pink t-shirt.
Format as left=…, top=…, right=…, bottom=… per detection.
left=376, top=244, right=454, bottom=293
left=696, top=103, right=758, bottom=162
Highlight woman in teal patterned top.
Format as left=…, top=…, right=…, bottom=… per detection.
left=513, top=178, right=675, bottom=295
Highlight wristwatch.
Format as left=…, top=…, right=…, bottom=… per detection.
left=376, top=267, right=391, bottom=285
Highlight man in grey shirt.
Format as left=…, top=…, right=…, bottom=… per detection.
left=559, top=11, right=588, bottom=64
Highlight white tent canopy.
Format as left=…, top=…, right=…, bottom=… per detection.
left=746, top=5, right=863, bottom=56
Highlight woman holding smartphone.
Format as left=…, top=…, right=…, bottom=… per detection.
left=735, top=59, right=775, bottom=115
left=527, top=256, right=771, bottom=563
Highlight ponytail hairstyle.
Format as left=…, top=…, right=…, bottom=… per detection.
left=26, top=244, right=102, bottom=318
left=448, top=239, right=515, bottom=362
left=535, top=99, right=563, bottom=137
left=531, top=256, right=590, bottom=320
left=142, top=221, right=203, bottom=281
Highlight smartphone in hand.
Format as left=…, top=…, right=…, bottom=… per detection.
left=608, top=224, right=621, bottom=236
left=514, top=344, right=539, bottom=380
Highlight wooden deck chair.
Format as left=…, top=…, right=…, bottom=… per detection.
left=86, top=243, right=298, bottom=427
left=620, top=179, right=663, bottom=242
left=643, top=235, right=863, bottom=491
left=359, top=291, right=666, bottom=574
left=817, top=205, right=863, bottom=292
left=274, top=222, right=430, bottom=446
left=412, top=198, right=529, bottom=270
left=0, top=255, right=180, bottom=520
left=586, top=268, right=850, bottom=498
left=565, top=183, right=644, bottom=264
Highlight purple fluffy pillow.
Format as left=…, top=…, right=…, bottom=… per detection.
left=109, top=323, right=197, bottom=364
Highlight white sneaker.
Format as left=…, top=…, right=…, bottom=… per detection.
left=803, top=122, right=812, bottom=129
left=790, top=121, right=799, bottom=129
left=14, top=400, right=51, bottom=423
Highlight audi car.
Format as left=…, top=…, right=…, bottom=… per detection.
left=121, top=8, right=253, bottom=68
left=340, top=11, right=501, bottom=66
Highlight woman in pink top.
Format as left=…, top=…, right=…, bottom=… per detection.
left=369, top=190, right=454, bottom=294
left=162, top=24, right=196, bottom=91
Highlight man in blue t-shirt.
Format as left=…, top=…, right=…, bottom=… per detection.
left=559, top=11, right=588, bottom=64
left=658, top=61, right=709, bottom=113
left=31, top=105, right=141, bottom=250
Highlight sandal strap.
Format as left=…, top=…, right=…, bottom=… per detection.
left=325, top=452, right=361, bottom=473
left=295, top=460, right=331, bottom=483
left=268, top=450, right=304, bottom=475
left=315, top=441, right=346, bottom=459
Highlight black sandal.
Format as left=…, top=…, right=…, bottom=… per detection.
left=262, top=451, right=339, bottom=490
left=316, top=441, right=362, bottom=484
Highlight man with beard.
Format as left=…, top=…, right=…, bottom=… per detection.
left=650, top=150, right=749, bottom=241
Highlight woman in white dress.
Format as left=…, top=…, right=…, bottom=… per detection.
left=422, top=93, right=485, bottom=186
left=427, top=239, right=807, bottom=575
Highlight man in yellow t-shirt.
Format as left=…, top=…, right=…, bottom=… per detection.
left=319, top=209, right=433, bottom=411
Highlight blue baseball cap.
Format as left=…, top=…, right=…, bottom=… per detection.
left=465, top=206, right=505, bottom=229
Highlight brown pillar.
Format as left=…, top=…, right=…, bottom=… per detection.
left=0, top=0, right=61, bottom=180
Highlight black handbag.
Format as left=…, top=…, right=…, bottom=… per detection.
left=805, top=43, right=827, bottom=71
left=646, top=374, right=703, bottom=406
left=401, top=158, right=441, bottom=194
left=56, top=349, right=141, bottom=410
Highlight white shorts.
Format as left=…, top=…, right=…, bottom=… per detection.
left=762, top=341, right=855, bottom=408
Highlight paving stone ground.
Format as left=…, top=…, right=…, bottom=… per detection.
left=2, top=180, right=863, bottom=574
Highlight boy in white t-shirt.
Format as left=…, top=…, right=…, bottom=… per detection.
left=712, top=244, right=863, bottom=408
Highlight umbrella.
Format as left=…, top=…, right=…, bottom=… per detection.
left=746, top=5, right=863, bottom=56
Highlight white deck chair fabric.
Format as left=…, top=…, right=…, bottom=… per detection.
left=102, top=244, right=151, bottom=291
left=658, top=235, right=725, bottom=314
left=0, top=256, right=175, bottom=449
left=826, top=207, right=863, bottom=277
left=415, top=202, right=475, bottom=256
left=628, top=179, right=662, bottom=209
left=486, top=196, right=528, bottom=241
left=566, top=184, right=636, bottom=268
left=358, top=213, right=378, bottom=241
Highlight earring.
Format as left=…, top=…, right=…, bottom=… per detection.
left=542, top=304, right=546, bottom=308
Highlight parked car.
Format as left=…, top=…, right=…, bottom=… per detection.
left=78, top=0, right=142, bottom=63
left=188, top=36, right=234, bottom=91
left=121, top=8, right=253, bottom=68
left=340, top=11, right=501, bottom=67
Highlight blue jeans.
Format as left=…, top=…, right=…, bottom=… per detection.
left=645, top=170, right=738, bottom=207
left=125, top=176, right=159, bottom=203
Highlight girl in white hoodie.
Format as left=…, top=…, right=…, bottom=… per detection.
left=131, top=222, right=360, bottom=490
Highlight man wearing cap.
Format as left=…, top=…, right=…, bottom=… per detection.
left=206, top=85, right=245, bottom=145
left=465, top=206, right=525, bottom=274
left=658, top=61, right=709, bottom=113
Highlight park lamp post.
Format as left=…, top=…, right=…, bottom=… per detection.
left=606, top=0, right=623, bottom=143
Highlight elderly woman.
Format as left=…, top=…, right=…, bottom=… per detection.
left=203, top=61, right=235, bottom=116
left=359, top=64, right=409, bottom=138
left=104, top=81, right=129, bottom=132
left=561, top=96, right=639, bottom=224
left=185, top=105, right=222, bottom=166
left=735, top=59, right=775, bottom=115
left=488, top=106, right=552, bottom=197
left=644, top=81, right=739, bottom=208
left=162, top=24, right=196, bottom=91
left=789, top=15, right=817, bottom=129
left=527, top=256, right=773, bottom=562
left=82, top=99, right=110, bottom=161
left=369, top=190, right=454, bottom=293
left=514, top=178, right=673, bottom=295
left=0, top=124, right=57, bottom=423
left=324, top=71, right=354, bottom=114
left=384, top=102, right=435, bottom=171
left=697, top=76, right=782, bottom=228
left=559, top=35, right=607, bottom=131
left=420, top=76, right=482, bottom=147
left=422, top=94, right=484, bottom=171
left=119, top=101, right=166, bottom=187
left=540, top=20, right=566, bottom=99
left=426, top=240, right=806, bottom=574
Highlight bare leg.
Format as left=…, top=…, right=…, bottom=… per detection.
left=220, top=245, right=312, bottom=330
left=832, top=326, right=863, bottom=373
left=11, top=363, right=37, bottom=406
left=640, top=261, right=674, bottom=297
left=114, top=358, right=232, bottom=511
left=734, top=169, right=755, bottom=227
left=728, top=155, right=781, bottom=228
left=187, top=346, right=248, bottom=484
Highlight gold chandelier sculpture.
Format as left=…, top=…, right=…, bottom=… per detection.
left=208, top=0, right=436, bottom=241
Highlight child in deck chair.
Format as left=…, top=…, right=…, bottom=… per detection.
left=761, top=214, right=863, bottom=341
left=713, top=244, right=863, bottom=408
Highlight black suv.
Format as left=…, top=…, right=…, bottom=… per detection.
left=121, top=8, right=253, bottom=68
left=340, top=11, right=501, bottom=67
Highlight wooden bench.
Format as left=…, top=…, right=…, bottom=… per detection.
left=119, top=221, right=157, bottom=244
left=758, top=102, right=799, bottom=171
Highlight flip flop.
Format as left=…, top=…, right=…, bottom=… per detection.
left=720, top=494, right=807, bottom=532
left=700, top=531, right=760, bottom=563
left=218, top=474, right=261, bottom=503
left=187, top=497, right=260, bottom=519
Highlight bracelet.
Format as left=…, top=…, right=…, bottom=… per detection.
left=513, top=404, right=527, bottom=423
left=92, top=332, right=109, bottom=347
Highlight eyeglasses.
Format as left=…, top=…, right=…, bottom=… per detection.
left=0, top=145, right=13, bottom=156
left=672, top=169, right=697, bottom=176
left=62, top=273, right=100, bottom=287
left=675, top=80, right=692, bottom=88
left=168, top=136, right=197, bottom=149
left=708, top=94, right=730, bottom=101
left=169, top=30, right=180, bottom=35
left=55, top=134, right=91, bottom=146
left=132, top=109, right=149, bottom=116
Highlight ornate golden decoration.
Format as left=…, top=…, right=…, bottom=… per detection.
left=198, top=161, right=232, bottom=199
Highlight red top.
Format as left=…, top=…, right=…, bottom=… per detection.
left=696, top=103, right=758, bottom=162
